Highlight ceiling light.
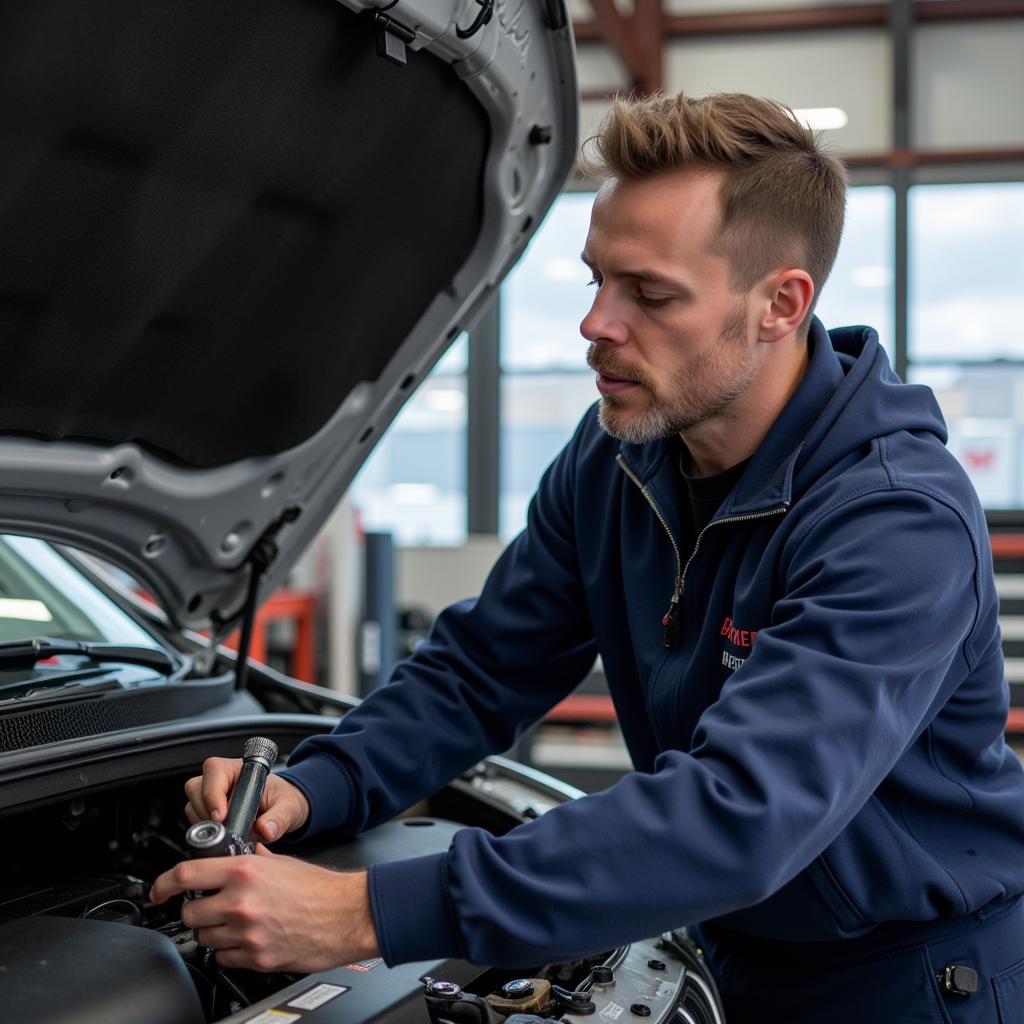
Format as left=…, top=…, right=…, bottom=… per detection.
left=792, top=107, right=849, bottom=131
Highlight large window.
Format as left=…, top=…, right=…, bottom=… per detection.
left=909, top=183, right=1024, bottom=363
left=815, top=185, right=894, bottom=360
left=500, top=194, right=599, bottom=538
left=348, top=338, right=468, bottom=546
left=908, top=182, right=1024, bottom=507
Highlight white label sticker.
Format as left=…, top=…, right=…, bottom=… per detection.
left=599, top=1003, right=625, bottom=1020
left=287, top=983, right=350, bottom=1010
left=343, top=957, right=384, bottom=972
left=245, top=1011, right=301, bottom=1024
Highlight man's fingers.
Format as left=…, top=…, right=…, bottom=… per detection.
left=149, top=856, right=242, bottom=905
left=212, top=947, right=253, bottom=970
left=184, top=804, right=200, bottom=825
left=183, top=775, right=207, bottom=820
left=194, top=926, right=237, bottom=950
left=200, top=758, right=240, bottom=822
left=252, top=778, right=309, bottom=841
left=255, top=814, right=281, bottom=842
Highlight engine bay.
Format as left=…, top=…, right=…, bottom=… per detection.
left=0, top=738, right=723, bottom=1024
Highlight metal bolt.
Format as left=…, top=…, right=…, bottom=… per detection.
left=427, top=980, right=462, bottom=998
left=592, top=966, right=614, bottom=985
left=501, top=980, right=535, bottom=1000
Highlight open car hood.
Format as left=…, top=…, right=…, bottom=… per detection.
left=0, top=0, right=578, bottom=633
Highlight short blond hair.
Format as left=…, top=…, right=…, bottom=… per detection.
left=580, top=92, right=848, bottom=332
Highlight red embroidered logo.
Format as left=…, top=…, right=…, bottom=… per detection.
left=720, top=616, right=758, bottom=648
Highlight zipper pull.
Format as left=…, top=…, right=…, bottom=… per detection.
left=662, top=593, right=680, bottom=647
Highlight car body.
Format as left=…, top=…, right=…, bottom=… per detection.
left=0, top=2, right=725, bottom=1022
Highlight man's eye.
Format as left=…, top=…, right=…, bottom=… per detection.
left=586, top=278, right=601, bottom=288
left=637, top=292, right=671, bottom=307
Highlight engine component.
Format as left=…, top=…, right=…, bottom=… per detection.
left=425, top=977, right=495, bottom=1024
left=486, top=977, right=551, bottom=1016
left=0, top=916, right=204, bottom=1024
left=552, top=984, right=596, bottom=1014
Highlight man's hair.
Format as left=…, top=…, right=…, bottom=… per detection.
left=580, top=92, right=848, bottom=333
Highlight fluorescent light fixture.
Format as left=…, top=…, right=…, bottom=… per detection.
left=0, top=599, right=53, bottom=622
left=388, top=483, right=441, bottom=505
left=792, top=107, right=849, bottom=131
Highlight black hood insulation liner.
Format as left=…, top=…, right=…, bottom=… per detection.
left=0, top=0, right=489, bottom=468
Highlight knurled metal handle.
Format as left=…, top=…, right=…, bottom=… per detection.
left=242, top=736, right=278, bottom=767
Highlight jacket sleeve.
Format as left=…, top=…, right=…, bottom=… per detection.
left=368, top=486, right=986, bottom=967
left=277, top=414, right=599, bottom=840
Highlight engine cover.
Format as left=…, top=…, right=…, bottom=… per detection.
left=0, top=916, right=205, bottom=1024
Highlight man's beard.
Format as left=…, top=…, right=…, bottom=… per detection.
left=589, top=300, right=755, bottom=445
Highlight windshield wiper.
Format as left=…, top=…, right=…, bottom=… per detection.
left=0, top=637, right=176, bottom=674
left=0, top=668, right=124, bottom=705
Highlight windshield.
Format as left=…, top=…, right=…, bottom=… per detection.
left=0, top=536, right=161, bottom=649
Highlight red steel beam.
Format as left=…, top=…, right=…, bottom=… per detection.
left=585, top=0, right=651, bottom=88
left=573, top=0, right=1024, bottom=43
left=632, top=0, right=665, bottom=94
left=842, top=148, right=1024, bottom=168
left=919, top=0, right=1024, bottom=22
left=991, top=535, right=1024, bottom=560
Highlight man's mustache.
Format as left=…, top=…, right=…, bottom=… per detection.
left=586, top=346, right=653, bottom=390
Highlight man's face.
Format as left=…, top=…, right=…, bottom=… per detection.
left=580, top=169, right=758, bottom=445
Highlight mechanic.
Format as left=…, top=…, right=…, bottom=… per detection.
left=152, top=92, right=1024, bottom=1022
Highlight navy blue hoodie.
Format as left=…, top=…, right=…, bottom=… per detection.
left=280, top=320, right=1024, bottom=967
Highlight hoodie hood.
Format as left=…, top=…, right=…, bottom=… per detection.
left=616, top=318, right=949, bottom=518
left=723, top=318, right=949, bottom=517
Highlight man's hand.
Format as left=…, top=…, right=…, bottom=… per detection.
left=149, top=846, right=380, bottom=972
left=184, top=758, right=309, bottom=843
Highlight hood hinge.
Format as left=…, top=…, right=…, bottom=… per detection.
left=373, top=12, right=416, bottom=66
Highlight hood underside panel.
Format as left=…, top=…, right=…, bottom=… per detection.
left=0, top=0, right=578, bottom=630
left=0, top=0, right=488, bottom=468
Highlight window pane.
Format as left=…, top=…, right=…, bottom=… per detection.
left=502, top=193, right=596, bottom=371
left=665, top=30, right=891, bottom=156
left=909, top=363, right=1024, bottom=509
left=910, top=183, right=1024, bottom=363
left=348, top=337, right=467, bottom=545
left=913, top=22, right=1024, bottom=151
left=500, top=374, right=597, bottom=539
left=816, top=185, right=894, bottom=361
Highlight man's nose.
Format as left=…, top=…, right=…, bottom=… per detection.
left=580, top=287, right=626, bottom=346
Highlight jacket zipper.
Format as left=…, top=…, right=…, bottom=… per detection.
left=617, top=454, right=789, bottom=647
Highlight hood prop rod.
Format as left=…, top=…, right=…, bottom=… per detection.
left=210, top=507, right=302, bottom=691
left=231, top=537, right=276, bottom=692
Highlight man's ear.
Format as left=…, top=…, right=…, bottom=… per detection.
left=757, top=269, right=815, bottom=342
